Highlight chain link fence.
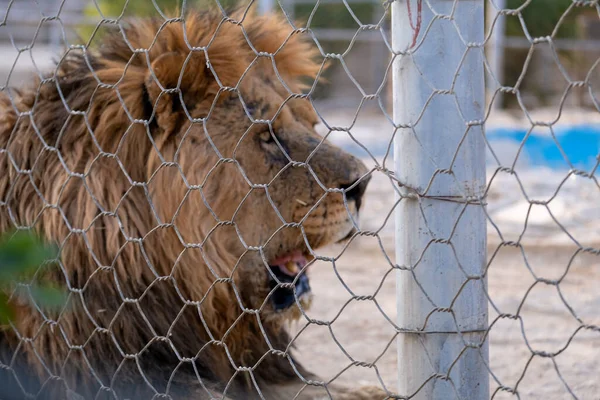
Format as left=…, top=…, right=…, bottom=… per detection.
left=0, top=0, right=598, bottom=399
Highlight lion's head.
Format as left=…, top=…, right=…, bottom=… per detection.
left=0, top=8, right=370, bottom=398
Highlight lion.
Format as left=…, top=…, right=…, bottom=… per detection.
left=0, top=7, right=385, bottom=400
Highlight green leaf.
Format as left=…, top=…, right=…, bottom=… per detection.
left=0, top=230, right=66, bottom=325
left=0, top=231, right=58, bottom=282
left=0, top=292, right=15, bottom=325
left=505, top=0, right=579, bottom=39
left=28, top=285, right=68, bottom=311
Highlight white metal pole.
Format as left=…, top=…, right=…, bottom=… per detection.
left=487, top=0, right=506, bottom=109
left=393, top=0, right=488, bottom=399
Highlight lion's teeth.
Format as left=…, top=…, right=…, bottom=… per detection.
left=283, top=261, right=299, bottom=275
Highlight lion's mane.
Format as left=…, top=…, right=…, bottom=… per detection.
left=0, top=8, right=320, bottom=399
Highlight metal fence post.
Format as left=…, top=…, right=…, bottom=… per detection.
left=393, top=1, right=489, bottom=399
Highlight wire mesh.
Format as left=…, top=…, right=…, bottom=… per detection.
left=0, top=0, right=598, bottom=399
left=483, top=1, right=600, bottom=399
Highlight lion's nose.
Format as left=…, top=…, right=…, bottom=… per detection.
left=340, top=174, right=371, bottom=212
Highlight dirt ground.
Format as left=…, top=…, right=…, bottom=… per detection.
left=293, top=241, right=600, bottom=400
left=291, top=183, right=600, bottom=399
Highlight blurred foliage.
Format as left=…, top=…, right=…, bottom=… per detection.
left=498, top=0, right=593, bottom=108
left=81, top=0, right=236, bottom=43
left=84, top=0, right=378, bottom=28
left=0, top=231, right=65, bottom=325
left=85, top=0, right=239, bottom=19
left=294, top=3, right=378, bottom=29
left=504, top=0, right=581, bottom=38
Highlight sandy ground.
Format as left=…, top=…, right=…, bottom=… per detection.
left=292, top=206, right=600, bottom=400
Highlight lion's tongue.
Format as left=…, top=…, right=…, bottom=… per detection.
left=272, top=252, right=307, bottom=277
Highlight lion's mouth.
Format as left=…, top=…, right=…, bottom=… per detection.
left=268, top=251, right=312, bottom=311
left=266, top=225, right=358, bottom=311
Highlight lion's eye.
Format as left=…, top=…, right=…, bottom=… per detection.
left=259, top=131, right=276, bottom=144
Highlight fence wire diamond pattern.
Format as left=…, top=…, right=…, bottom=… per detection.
left=0, top=0, right=598, bottom=399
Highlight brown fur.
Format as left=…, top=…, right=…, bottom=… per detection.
left=0, top=7, right=382, bottom=400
